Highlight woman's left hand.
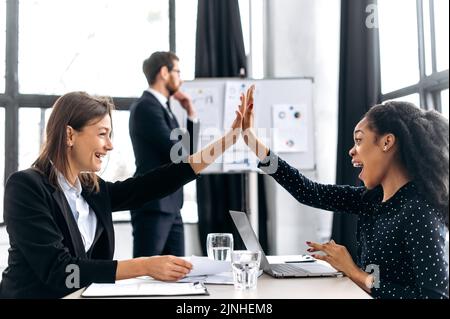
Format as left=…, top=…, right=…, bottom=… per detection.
left=229, top=91, right=246, bottom=143
left=306, top=240, right=359, bottom=276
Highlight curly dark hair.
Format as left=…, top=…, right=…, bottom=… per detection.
left=365, top=101, right=449, bottom=228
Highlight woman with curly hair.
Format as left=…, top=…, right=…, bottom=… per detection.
left=242, top=86, right=449, bottom=299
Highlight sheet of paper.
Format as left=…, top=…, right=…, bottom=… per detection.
left=222, top=148, right=257, bottom=172
left=184, top=87, right=220, bottom=130
left=272, top=104, right=308, bottom=153
left=186, top=256, right=232, bottom=277
left=178, top=272, right=234, bottom=285
left=223, top=81, right=248, bottom=128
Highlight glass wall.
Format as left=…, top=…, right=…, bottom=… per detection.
left=378, top=0, right=420, bottom=94
left=19, top=0, right=169, bottom=97
left=0, top=108, right=5, bottom=223
left=175, top=0, right=198, bottom=81
left=378, top=0, right=449, bottom=111
left=0, top=0, right=5, bottom=93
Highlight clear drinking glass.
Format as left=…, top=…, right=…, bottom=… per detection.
left=231, top=250, right=261, bottom=290
left=206, top=233, right=234, bottom=261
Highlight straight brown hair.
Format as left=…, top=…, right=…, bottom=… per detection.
left=33, top=91, right=115, bottom=193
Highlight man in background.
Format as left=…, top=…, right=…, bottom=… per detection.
left=129, top=51, right=198, bottom=257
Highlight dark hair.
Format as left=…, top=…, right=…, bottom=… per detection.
left=365, top=101, right=449, bottom=227
left=142, top=51, right=179, bottom=85
left=33, top=91, right=115, bottom=193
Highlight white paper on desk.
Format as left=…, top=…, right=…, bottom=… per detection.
left=186, top=256, right=232, bottom=276
left=179, top=272, right=234, bottom=285
left=81, top=278, right=207, bottom=297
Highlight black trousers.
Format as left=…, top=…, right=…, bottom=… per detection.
left=130, top=210, right=185, bottom=257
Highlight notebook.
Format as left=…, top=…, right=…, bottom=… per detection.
left=81, top=278, right=208, bottom=298
left=230, top=210, right=342, bottom=278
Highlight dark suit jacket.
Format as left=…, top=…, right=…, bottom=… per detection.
left=129, top=91, right=197, bottom=214
left=0, top=162, right=197, bottom=298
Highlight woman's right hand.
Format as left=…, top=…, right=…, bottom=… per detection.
left=242, top=85, right=255, bottom=133
left=143, top=255, right=192, bottom=281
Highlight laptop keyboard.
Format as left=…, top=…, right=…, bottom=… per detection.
left=271, top=263, right=307, bottom=275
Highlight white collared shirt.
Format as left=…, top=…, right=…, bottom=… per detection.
left=146, top=87, right=198, bottom=122
left=56, top=171, right=97, bottom=252
left=147, top=87, right=172, bottom=118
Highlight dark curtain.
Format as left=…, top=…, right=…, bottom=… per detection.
left=195, top=0, right=266, bottom=255
left=195, top=0, right=247, bottom=78
left=332, top=0, right=381, bottom=259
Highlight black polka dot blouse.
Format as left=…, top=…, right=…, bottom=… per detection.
left=258, top=151, right=449, bottom=299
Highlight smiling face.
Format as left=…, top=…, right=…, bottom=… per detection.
left=348, top=117, right=394, bottom=189
left=67, top=114, right=113, bottom=177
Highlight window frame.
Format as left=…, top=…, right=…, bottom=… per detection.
left=379, top=0, right=449, bottom=112
left=0, top=0, right=176, bottom=226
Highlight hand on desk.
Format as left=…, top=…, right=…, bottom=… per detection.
left=143, top=255, right=193, bottom=282
left=306, top=240, right=360, bottom=277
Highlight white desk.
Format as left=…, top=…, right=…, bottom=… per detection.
left=64, top=256, right=372, bottom=299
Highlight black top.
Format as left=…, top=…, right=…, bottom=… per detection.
left=0, top=161, right=197, bottom=298
left=129, top=91, right=197, bottom=214
left=259, top=152, right=449, bottom=299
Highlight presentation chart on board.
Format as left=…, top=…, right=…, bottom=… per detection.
left=171, top=78, right=315, bottom=173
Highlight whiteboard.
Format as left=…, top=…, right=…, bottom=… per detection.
left=171, top=78, right=315, bottom=173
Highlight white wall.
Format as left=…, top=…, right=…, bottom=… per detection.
left=263, top=0, right=341, bottom=254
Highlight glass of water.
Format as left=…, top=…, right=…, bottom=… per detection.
left=206, top=233, right=234, bottom=261
left=231, top=250, right=261, bottom=290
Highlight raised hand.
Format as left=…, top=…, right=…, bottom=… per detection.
left=242, top=85, right=255, bottom=132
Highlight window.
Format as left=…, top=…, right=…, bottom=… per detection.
left=239, top=0, right=264, bottom=79
left=378, top=0, right=449, bottom=112
left=19, top=0, right=169, bottom=97
left=0, top=0, right=5, bottom=93
left=1, top=0, right=262, bottom=226
left=379, top=0, right=420, bottom=93
left=0, top=108, right=4, bottom=223
left=175, top=0, right=198, bottom=81
left=434, top=0, right=449, bottom=72
left=442, top=89, right=449, bottom=119
left=1, top=1, right=172, bottom=225
left=391, top=93, right=421, bottom=106
left=18, top=108, right=46, bottom=170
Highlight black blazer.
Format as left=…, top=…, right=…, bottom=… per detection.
left=129, top=91, right=198, bottom=214
left=0, top=162, right=197, bottom=298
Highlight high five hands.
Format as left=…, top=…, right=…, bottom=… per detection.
left=231, top=84, right=255, bottom=132
left=230, top=85, right=268, bottom=160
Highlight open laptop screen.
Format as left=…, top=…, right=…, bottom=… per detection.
left=229, top=210, right=272, bottom=271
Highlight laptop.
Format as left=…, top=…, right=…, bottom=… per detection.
left=229, top=210, right=342, bottom=278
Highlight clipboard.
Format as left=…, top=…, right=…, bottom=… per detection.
left=81, top=279, right=209, bottom=298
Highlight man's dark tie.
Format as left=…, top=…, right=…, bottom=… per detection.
left=166, top=100, right=174, bottom=119
left=166, top=100, right=179, bottom=127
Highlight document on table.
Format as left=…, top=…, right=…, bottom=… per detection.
left=185, top=256, right=232, bottom=276
left=179, top=272, right=234, bottom=285
left=81, top=278, right=208, bottom=298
